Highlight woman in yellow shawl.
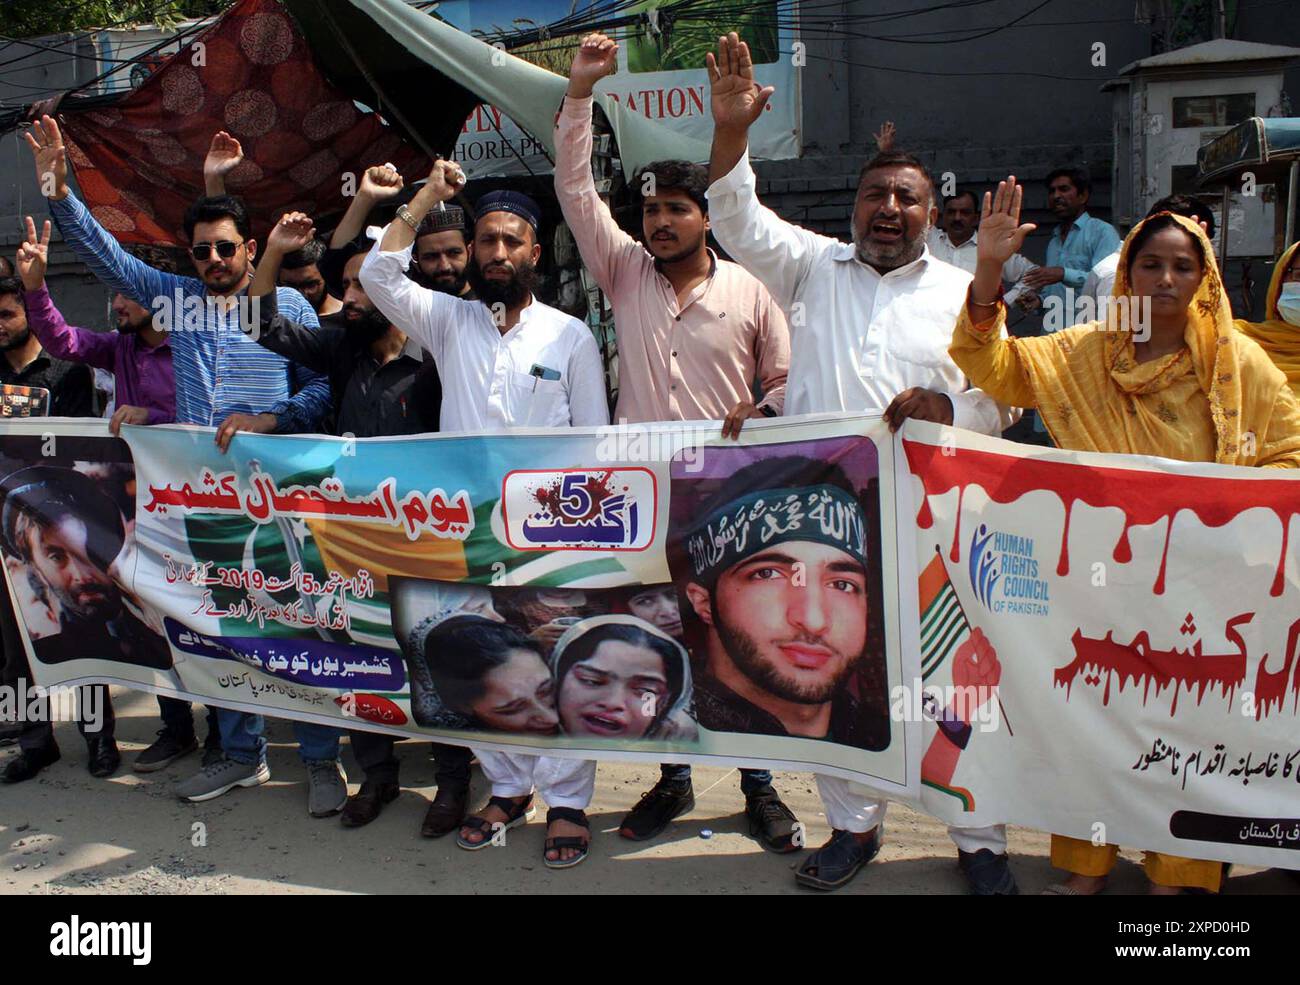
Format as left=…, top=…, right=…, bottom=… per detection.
left=1236, top=241, right=1300, bottom=397
left=950, top=177, right=1300, bottom=895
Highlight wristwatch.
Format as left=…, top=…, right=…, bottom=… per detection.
left=760, top=404, right=778, bottom=418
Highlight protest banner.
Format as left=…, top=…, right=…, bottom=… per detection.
left=3, top=415, right=1298, bottom=866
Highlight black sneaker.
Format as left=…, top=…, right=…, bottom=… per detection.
left=745, top=786, right=800, bottom=853
left=619, top=778, right=695, bottom=841
left=134, top=729, right=198, bottom=773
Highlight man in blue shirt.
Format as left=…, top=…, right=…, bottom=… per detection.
left=1021, top=166, right=1121, bottom=331
left=26, top=116, right=345, bottom=814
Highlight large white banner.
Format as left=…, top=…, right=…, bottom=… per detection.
left=905, top=422, right=1300, bottom=868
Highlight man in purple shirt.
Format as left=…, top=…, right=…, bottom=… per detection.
left=15, top=215, right=219, bottom=773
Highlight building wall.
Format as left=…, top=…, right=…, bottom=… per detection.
left=4, top=1, right=1299, bottom=327
left=0, top=33, right=116, bottom=332
left=758, top=0, right=1153, bottom=265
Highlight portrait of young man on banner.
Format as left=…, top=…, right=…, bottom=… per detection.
left=390, top=579, right=699, bottom=744
left=0, top=442, right=171, bottom=672
left=667, top=438, right=891, bottom=752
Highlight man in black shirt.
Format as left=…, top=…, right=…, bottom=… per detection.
left=0, top=277, right=92, bottom=417
left=242, top=211, right=470, bottom=837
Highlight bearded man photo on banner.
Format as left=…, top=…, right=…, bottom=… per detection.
left=669, top=445, right=890, bottom=753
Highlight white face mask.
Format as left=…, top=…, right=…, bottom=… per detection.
left=1279, top=282, right=1300, bottom=327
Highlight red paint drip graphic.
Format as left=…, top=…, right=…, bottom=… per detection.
left=1053, top=614, right=1253, bottom=715
left=1052, top=614, right=1300, bottom=719
left=904, top=439, right=1300, bottom=596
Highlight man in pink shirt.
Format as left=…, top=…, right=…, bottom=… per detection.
left=557, top=32, right=798, bottom=851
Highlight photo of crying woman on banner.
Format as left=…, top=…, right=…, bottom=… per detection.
left=389, top=579, right=700, bottom=744
left=666, top=437, right=891, bottom=752
left=0, top=435, right=171, bottom=671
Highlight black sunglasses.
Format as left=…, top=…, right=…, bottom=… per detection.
left=190, top=240, right=243, bottom=262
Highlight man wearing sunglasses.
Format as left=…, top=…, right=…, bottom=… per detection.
left=26, top=116, right=340, bottom=806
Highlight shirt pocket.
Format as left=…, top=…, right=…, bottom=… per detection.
left=883, top=300, right=953, bottom=370
left=506, top=368, right=566, bottom=427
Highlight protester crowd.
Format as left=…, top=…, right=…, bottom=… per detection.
left=2, top=31, right=1299, bottom=893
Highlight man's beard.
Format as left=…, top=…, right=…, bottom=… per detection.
left=854, top=229, right=926, bottom=271
left=468, top=259, right=539, bottom=311
left=409, top=264, right=468, bottom=296
left=115, top=314, right=151, bottom=336
left=712, top=598, right=859, bottom=705
left=53, top=580, right=121, bottom=624
left=202, top=260, right=247, bottom=292
left=0, top=326, right=31, bottom=352
left=343, top=305, right=390, bottom=347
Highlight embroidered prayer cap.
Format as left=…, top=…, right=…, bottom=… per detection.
left=475, top=190, right=541, bottom=234
left=418, top=205, right=469, bottom=238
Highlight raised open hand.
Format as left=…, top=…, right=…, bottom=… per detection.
left=978, top=176, right=1037, bottom=267
left=873, top=121, right=897, bottom=153
left=205, top=131, right=244, bottom=179
left=23, top=114, right=68, bottom=200
left=706, top=32, right=775, bottom=133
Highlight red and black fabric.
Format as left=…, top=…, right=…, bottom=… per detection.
left=58, top=0, right=430, bottom=247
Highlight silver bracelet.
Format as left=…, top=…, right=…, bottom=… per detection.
left=396, top=204, right=422, bottom=231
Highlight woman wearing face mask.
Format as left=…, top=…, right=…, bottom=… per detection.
left=550, top=615, right=698, bottom=742
left=950, top=178, right=1300, bottom=895
left=1236, top=241, right=1300, bottom=398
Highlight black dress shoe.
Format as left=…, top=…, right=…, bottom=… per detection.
left=619, top=778, right=694, bottom=841
left=745, top=786, right=801, bottom=853
left=1, top=744, right=61, bottom=783
left=958, top=849, right=1020, bottom=895
left=420, top=784, right=469, bottom=838
left=86, top=736, right=121, bottom=778
left=341, top=780, right=401, bottom=828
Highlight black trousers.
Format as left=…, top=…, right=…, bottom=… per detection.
left=349, top=730, right=472, bottom=789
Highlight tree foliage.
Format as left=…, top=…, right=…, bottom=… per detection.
left=0, top=1, right=232, bottom=41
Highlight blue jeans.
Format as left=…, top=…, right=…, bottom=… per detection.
left=216, top=709, right=341, bottom=766
left=660, top=763, right=773, bottom=796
